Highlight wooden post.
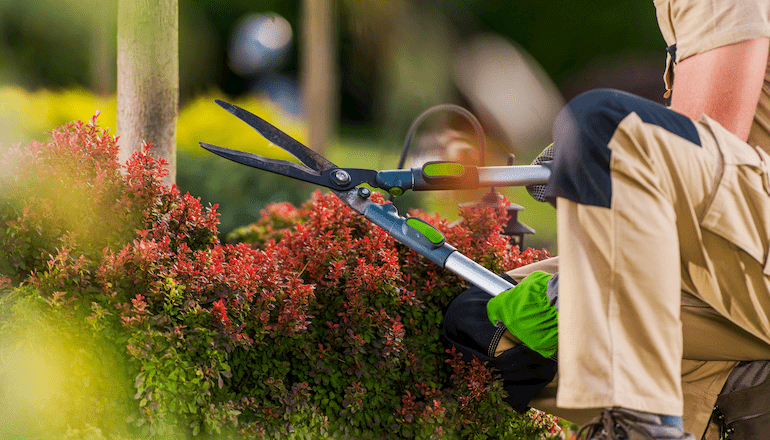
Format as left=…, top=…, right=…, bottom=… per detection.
left=117, top=0, right=179, bottom=183
left=302, top=0, right=336, bottom=155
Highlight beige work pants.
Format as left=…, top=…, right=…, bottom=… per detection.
left=506, top=256, right=770, bottom=436
left=516, top=105, right=770, bottom=436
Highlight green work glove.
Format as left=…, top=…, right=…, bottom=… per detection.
left=487, top=271, right=558, bottom=358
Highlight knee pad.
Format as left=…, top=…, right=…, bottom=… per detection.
left=544, top=89, right=700, bottom=208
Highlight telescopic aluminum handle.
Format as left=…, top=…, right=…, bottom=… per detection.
left=375, top=163, right=551, bottom=196
left=362, top=203, right=514, bottom=296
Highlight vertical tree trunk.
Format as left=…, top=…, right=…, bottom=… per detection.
left=117, top=0, right=179, bottom=183
left=302, top=0, right=336, bottom=156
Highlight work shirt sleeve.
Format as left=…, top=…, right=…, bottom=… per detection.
left=654, top=0, right=770, bottom=63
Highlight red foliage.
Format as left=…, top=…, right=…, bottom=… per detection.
left=1, top=114, right=555, bottom=439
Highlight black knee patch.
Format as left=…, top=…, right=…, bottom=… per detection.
left=544, top=89, right=700, bottom=208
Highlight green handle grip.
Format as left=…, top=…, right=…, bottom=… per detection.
left=422, top=162, right=466, bottom=179
left=416, top=161, right=479, bottom=190
left=405, top=217, right=445, bottom=245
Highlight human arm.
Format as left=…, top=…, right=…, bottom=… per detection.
left=669, top=38, right=769, bottom=142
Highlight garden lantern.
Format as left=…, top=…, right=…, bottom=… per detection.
left=459, top=189, right=535, bottom=249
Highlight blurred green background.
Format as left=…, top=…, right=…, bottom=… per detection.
left=0, top=0, right=668, bottom=253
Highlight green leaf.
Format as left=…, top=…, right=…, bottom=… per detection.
left=135, top=373, right=145, bottom=389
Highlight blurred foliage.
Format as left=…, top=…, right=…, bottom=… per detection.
left=0, top=0, right=116, bottom=91
left=0, top=84, right=557, bottom=250
left=0, top=86, right=315, bottom=238
left=0, top=286, right=135, bottom=440
left=0, top=86, right=305, bottom=159
left=176, top=90, right=307, bottom=160
left=0, top=87, right=117, bottom=145
left=175, top=92, right=317, bottom=236
left=0, top=0, right=665, bottom=122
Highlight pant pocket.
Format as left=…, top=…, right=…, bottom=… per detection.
left=699, top=140, right=770, bottom=274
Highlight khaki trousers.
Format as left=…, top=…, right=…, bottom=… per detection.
left=514, top=99, right=770, bottom=435
left=506, top=257, right=770, bottom=437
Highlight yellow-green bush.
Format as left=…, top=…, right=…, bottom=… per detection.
left=0, top=86, right=314, bottom=236
left=0, top=86, right=117, bottom=145
left=0, top=86, right=305, bottom=161
left=176, top=91, right=307, bottom=162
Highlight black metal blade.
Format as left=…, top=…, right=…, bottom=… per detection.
left=199, top=142, right=329, bottom=187
left=214, top=99, right=335, bottom=172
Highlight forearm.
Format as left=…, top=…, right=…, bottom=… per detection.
left=669, top=38, right=769, bottom=142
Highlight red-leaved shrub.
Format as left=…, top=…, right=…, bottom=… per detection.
left=0, top=115, right=559, bottom=439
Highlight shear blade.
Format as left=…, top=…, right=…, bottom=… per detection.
left=199, top=142, right=326, bottom=186
left=214, top=99, right=335, bottom=172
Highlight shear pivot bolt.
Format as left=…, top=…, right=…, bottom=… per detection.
left=331, top=169, right=351, bottom=186
left=358, top=187, right=371, bottom=199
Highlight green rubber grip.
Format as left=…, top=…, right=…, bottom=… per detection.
left=422, top=162, right=465, bottom=178
left=405, top=218, right=445, bottom=245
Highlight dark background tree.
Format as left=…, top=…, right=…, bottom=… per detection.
left=0, top=0, right=666, bottom=130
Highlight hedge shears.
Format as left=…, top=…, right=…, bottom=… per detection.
left=200, top=100, right=551, bottom=296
